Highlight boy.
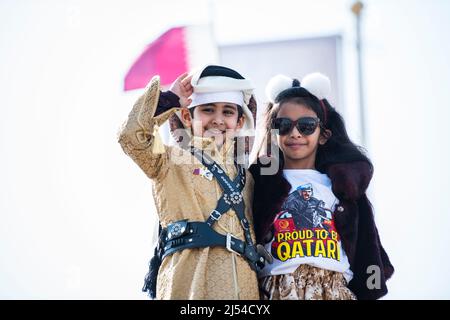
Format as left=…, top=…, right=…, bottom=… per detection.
left=118, top=65, right=267, bottom=299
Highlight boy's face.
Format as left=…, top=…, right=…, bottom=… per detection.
left=181, top=103, right=245, bottom=147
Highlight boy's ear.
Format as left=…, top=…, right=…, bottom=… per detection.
left=236, top=115, right=245, bottom=129
left=180, top=107, right=192, bottom=128
left=319, top=129, right=332, bottom=145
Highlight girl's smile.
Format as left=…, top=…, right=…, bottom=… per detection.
left=285, top=142, right=308, bottom=149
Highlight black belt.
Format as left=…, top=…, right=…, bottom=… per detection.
left=162, top=220, right=248, bottom=258
left=159, top=220, right=271, bottom=271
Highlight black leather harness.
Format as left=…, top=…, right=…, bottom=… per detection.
left=156, top=146, right=270, bottom=272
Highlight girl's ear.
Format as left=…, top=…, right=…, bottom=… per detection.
left=319, top=129, right=332, bottom=145
left=180, top=107, right=192, bottom=128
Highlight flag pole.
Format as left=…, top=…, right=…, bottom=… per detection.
left=208, top=0, right=215, bottom=38
left=207, top=0, right=219, bottom=62
left=352, top=1, right=367, bottom=148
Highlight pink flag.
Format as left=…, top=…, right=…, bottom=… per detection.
left=124, top=26, right=218, bottom=91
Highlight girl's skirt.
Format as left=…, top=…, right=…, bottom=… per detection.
left=260, top=264, right=357, bottom=300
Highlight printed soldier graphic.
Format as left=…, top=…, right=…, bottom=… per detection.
left=282, top=184, right=333, bottom=230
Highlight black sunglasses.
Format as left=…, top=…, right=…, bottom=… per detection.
left=271, top=117, right=321, bottom=136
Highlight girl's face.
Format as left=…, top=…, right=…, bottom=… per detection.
left=181, top=102, right=244, bottom=148
left=275, top=102, right=328, bottom=169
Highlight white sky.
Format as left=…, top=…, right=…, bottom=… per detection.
left=1, top=0, right=450, bottom=299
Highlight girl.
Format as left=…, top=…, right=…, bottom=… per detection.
left=249, top=73, right=394, bottom=300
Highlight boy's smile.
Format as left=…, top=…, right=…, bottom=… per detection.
left=182, top=102, right=245, bottom=147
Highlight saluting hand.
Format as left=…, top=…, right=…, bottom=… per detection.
left=169, top=72, right=193, bottom=108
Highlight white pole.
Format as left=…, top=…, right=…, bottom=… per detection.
left=352, top=1, right=367, bottom=147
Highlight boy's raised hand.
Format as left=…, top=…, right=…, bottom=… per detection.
left=169, top=72, right=193, bottom=108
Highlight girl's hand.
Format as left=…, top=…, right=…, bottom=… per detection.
left=169, top=72, right=193, bottom=108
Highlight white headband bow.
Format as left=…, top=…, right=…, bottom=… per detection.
left=265, top=72, right=331, bottom=103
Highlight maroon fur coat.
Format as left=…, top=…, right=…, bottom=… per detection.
left=249, top=158, right=394, bottom=300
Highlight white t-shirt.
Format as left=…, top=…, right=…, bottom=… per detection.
left=259, top=169, right=353, bottom=283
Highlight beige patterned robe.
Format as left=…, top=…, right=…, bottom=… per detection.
left=117, top=77, right=259, bottom=299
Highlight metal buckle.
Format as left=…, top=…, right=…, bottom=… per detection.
left=240, top=218, right=250, bottom=231
left=226, top=233, right=241, bottom=256
left=167, top=220, right=188, bottom=240
left=210, top=210, right=222, bottom=221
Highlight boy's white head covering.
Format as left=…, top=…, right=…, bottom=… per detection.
left=187, top=65, right=255, bottom=134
